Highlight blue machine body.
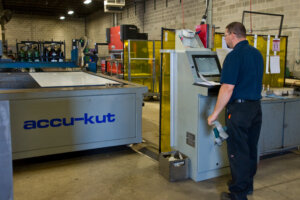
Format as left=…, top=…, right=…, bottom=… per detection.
left=88, top=62, right=97, bottom=73
left=71, top=48, right=78, bottom=64
left=0, top=61, right=78, bottom=68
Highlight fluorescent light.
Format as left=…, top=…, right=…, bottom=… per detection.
left=60, top=16, right=65, bottom=20
left=68, top=10, right=74, bottom=15
left=84, top=0, right=92, bottom=4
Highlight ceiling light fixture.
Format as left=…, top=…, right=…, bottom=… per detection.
left=84, top=0, right=92, bottom=5
left=68, top=10, right=74, bottom=15
left=60, top=16, right=65, bottom=20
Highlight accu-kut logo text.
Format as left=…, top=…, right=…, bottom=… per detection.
left=23, top=113, right=116, bottom=130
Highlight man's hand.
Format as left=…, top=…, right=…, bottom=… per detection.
left=208, top=113, right=218, bottom=126
left=207, top=83, right=234, bottom=126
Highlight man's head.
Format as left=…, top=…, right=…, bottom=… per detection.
left=224, top=22, right=247, bottom=48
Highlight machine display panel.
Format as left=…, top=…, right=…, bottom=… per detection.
left=192, top=55, right=221, bottom=77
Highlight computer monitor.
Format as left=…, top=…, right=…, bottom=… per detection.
left=192, top=55, right=221, bottom=78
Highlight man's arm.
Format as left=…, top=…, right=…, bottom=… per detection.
left=207, top=83, right=235, bottom=125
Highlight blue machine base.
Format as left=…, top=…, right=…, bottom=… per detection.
left=0, top=61, right=78, bottom=68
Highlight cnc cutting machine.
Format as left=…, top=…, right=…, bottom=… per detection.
left=0, top=71, right=147, bottom=160
left=170, top=29, right=300, bottom=182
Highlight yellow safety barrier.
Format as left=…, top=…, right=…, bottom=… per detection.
left=160, top=29, right=175, bottom=152
left=214, top=33, right=287, bottom=87
left=124, top=40, right=161, bottom=94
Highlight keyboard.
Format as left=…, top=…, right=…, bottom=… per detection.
left=194, top=81, right=221, bottom=86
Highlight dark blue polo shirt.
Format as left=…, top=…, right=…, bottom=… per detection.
left=221, top=40, right=264, bottom=102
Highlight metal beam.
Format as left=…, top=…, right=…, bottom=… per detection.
left=0, top=0, right=4, bottom=10
left=242, top=11, right=284, bottom=37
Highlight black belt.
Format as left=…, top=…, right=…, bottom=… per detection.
left=232, top=99, right=259, bottom=103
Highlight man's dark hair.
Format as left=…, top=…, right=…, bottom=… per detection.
left=226, top=22, right=246, bottom=38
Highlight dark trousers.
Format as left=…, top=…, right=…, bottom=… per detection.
left=226, top=101, right=262, bottom=200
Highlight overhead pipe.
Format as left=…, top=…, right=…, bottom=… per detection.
left=207, top=0, right=213, bottom=48
left=113, top=13, right=118, bottom=26
left=0, top=2, right=4, bottom=54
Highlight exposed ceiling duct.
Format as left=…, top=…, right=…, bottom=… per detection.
left=104, top=0, right=125, bottom=13
left=0, top=9, right=12, bottom=25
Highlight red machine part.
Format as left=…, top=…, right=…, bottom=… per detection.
left=108, top=26, right=123, bottom=51
left=196, top=24, right=208, bottom=48
left=101, top=59, right=106, bottom=73
left=106, top=61, right=122, bottom=74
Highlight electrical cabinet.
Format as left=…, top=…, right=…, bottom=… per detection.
left=283, top=100, right=300, bottom=147
left=259, top=98, right=300, bottom=155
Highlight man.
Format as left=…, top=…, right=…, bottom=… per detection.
left=208, top=22, right=264, bottom=200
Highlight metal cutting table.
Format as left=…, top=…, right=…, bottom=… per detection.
left=0, top=71, right=147, bottom=160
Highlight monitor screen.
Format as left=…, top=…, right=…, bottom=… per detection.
left=192, top=55, right=221, bottom=77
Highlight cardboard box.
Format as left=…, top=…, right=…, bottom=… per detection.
left=159, top=151, right=189, bottom=182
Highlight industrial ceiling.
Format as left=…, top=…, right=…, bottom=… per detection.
left=1, top=0, right=104, bottom=18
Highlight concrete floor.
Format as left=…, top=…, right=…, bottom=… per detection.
left=142, top=101, right=160, bottom=147
left=13, top=101, right=300, bottom=200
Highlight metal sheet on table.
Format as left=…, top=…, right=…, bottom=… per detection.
left=30, top=72, right=120, bottom=87
left=0, top=73, right=40, bottom=89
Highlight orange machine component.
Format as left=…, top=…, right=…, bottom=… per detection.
left=101, top=59, right=106, bottom=73
left=108, top=26, right=123, bottom=51
left=107, top=61, right=122, bottom=74
left=196, top=24, right=208, bottom=48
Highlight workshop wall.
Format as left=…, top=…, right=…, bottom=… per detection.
left=211, top=0, right=300, bottom=76
left=5, top=14, right=85, bottom=59
left=86, top=0, right=300, bottom=75
left=85, top=11, right=112, bottom=57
